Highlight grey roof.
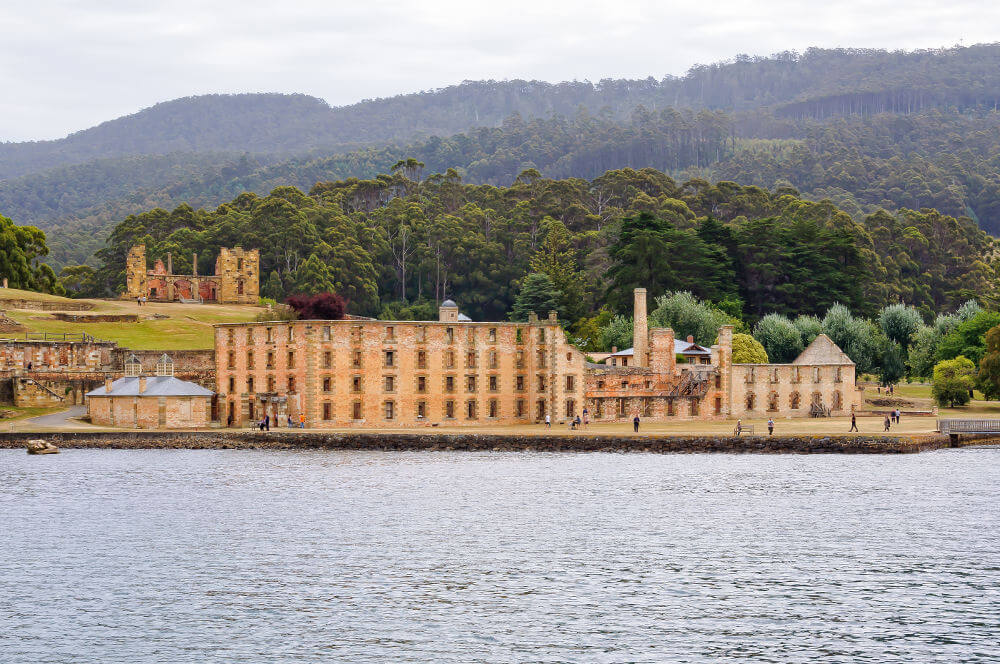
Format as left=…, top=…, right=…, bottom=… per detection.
left=440, top=299, right=457, bottom=308
left=86, top=376, right=214, bottom=398
left=457, top=313, right=472, bottom=321
left=608, top=347, right=634, bottom=357
left=674, top=339, right=711, bottom=355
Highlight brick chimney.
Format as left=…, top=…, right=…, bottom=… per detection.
left=548, top=310, right=558, bottom=322
left=192, top=252, right=198, bottom=276
left=138, top=376, right=147, bottom=394
left=687, top=335, right=694, bottom=343
left=105, top=377, right=112, bottom=393
left=632, top=288, right=648, bottom=367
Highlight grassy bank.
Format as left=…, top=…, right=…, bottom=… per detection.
left=1, top=289, right=261, bottom=349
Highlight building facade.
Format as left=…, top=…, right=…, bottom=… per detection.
left=85, top=354, right=214, bottom=428
left=582, top=289, right=863, bottom=422
left=125, top=245, right=259, bottom=304
left=210, top=290, right=863, bottom=429
left=214, top=302, right=587, bottom=427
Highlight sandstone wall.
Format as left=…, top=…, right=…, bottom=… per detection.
left=2, top=431, right=993, bottom=454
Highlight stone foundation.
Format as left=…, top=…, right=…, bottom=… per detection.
left=1, top=431, right=996, bottom=454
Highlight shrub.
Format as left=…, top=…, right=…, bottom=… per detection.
left=931, top=356, right=975, bottom=407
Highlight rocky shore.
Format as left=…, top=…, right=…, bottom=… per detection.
left=2, top=431, right=997, bottom=453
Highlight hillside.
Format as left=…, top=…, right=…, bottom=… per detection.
left=4, top=43, right=1000, bottom=268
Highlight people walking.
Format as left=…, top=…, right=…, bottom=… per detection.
left=767, top=418, right=774, bottom=436
left=545, top=414, right=551, bottom=428
left=299, top=413, right=306, bottom=429
left=894, top=409, right=901, bottom=425
left=264, top=414, right=270, bottom=431
left=884, top=415, right=891, bottom=431
left=287, top=414, right=293, bottom=427
left=633, top=414, right=640, bottom=433
left=849, top=413, right=858, bottom=432
left=582, top=407, right=589, bottom=426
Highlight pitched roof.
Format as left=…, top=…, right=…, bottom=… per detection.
left=674, top=339, right=711, bottom=355
left=608, top=347, right=634, bottom=357
left=792, top=334, right=854, bottom=365
left=86, top=376, right=214, bottom=398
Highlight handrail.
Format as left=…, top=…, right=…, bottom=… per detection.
left=939, top=418, right=1000, bottom=434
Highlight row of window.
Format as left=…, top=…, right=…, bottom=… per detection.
left=589, top=397, right=717, bottom=417
left=744, top=367, right=843, bottom=383
left=319, top=398, right=578, bottom=421
left=227, top=325, right=552, bottom=346
left=225, top=347, right=574, bottom=371
left=745, top=390, right=844, bottom=411
left=226, top=373, right=580, bottom=395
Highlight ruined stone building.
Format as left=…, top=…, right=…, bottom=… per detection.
left=125, top=245, right=259, bottom=304
left=211, top=289, right=863, bottom=429
left=214, top=301, right=587, bottom=427
left=583, top=289, right=863, bottom=421
left=0, top=335, right=216, bottom=408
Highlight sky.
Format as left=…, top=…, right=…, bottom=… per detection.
left=1, top=0, right=998, bottom=142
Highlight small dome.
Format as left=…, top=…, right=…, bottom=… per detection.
left=441, top=299, right=457, bottom=308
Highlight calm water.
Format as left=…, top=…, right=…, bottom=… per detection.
left=2, top=448, right=999, bottom=663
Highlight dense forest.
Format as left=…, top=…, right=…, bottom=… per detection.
left=4, top=43, right=1000, bottom=269
left=74, top=168, right=995, bottom=326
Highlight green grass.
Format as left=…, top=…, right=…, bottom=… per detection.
left=3, top=298, right=261, bottom=349
left=0, top=288, right=83, bottom=304
left=0, top=405, right=62, bottom=421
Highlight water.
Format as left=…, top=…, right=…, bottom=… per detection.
left=2, top=448, right=999, bottom=663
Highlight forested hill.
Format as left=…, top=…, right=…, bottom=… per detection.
left=4, top=44, right=999, bottom=180
left=6, top=43, right=1000, bottom=267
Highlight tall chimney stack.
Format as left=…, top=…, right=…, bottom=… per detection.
left=632, top=288, right=648, bottom=368
left=192, top=252, right=198, bottom=277
left=167, top=252, right=172, bottom=274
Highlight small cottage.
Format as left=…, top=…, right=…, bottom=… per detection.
left=85, top=354, right=213, bottom=428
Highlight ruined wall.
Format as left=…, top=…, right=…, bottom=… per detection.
left=112, top=349, right=215, bottom=387
left=214, top=247, right=259, bottom=304
left=125, top=245, right=148, bottom=299
left=124, top=244, right=258, bottom=304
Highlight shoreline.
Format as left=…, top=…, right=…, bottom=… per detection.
left=2, top=431, right=998, bottom=454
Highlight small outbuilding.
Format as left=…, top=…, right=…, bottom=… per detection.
left=85, top=354, right=213, bottom=428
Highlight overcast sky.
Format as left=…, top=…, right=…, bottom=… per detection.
left=1, top=0, right=997, bottom=141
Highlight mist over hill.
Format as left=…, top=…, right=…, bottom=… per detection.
left=3, top=43, right=1000, bottom=268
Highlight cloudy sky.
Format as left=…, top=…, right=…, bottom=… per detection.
left=1, top=0, right=997, bottom=141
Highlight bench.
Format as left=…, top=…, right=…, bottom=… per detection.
left=734, top=425, right=754, bottom=436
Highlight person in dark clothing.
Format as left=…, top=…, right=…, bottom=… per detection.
left=884, top=415, right=891, bottom=432
left=767, top=418, right=775, bottom=436
left=264, top=414, right=270, bottom=431
left=849, top=414, right=858, bottom=432
left=633, top=415, right=640, bottom=433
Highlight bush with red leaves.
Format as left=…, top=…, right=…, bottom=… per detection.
left=285, top=292, right=347, bottom=320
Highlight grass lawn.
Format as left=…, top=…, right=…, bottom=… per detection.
left=2, top=295, right=262, bottom=349
left=0, top=405, right=63, bottom=425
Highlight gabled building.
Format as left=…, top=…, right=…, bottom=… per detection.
left=85, top=354, right=214, bottom=428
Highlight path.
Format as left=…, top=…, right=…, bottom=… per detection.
left=25, top=406, right=87, bottom=429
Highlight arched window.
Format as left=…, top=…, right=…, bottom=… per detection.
left=790, top=391, right=801, bottom=409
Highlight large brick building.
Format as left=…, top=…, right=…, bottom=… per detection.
left=215, top=301, right=587, bottom=427
left=212, top=290, right=862, bottom=429
left=125, top=245, right=259, bottom=304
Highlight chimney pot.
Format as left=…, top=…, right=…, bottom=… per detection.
left=612, top=346, right=618, bottom=353
left=687, top=335, right=694, bottom=343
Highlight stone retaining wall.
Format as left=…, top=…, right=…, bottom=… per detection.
left=3, top=431, right=997, bottom=453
